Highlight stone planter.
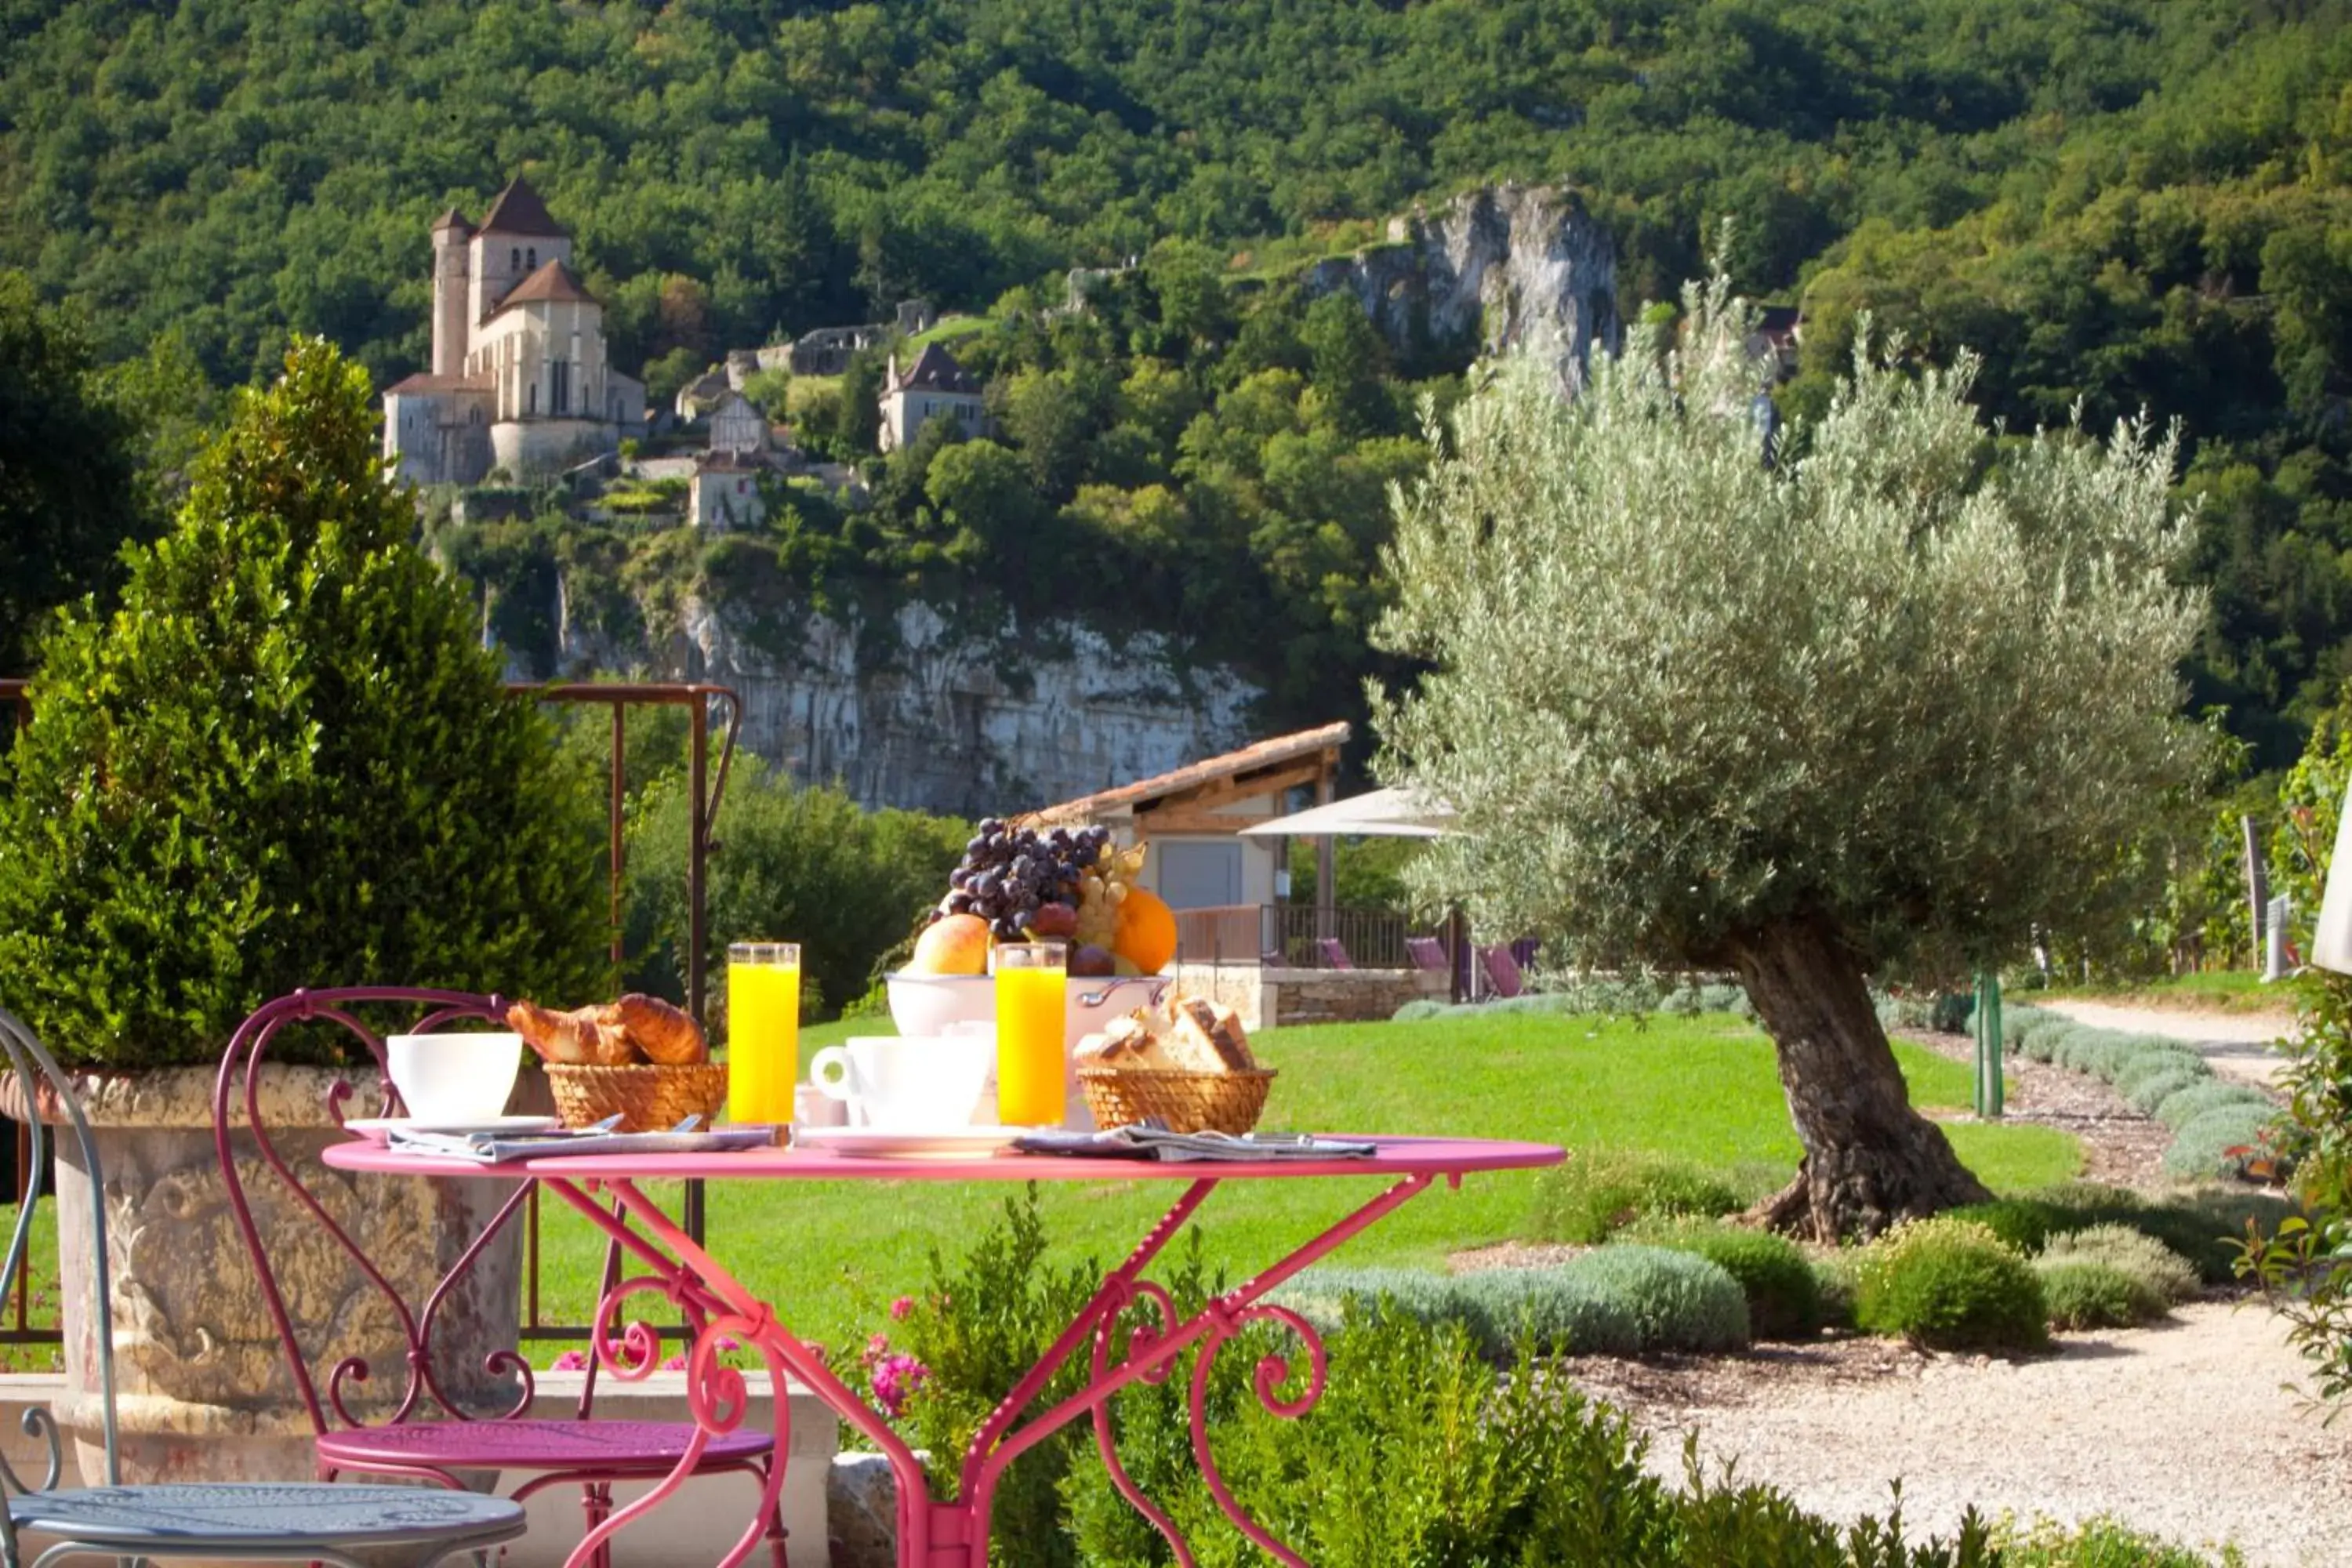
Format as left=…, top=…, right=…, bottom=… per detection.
left=22, top=1065, right=524, bottom=1486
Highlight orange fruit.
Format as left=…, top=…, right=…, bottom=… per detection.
left=1112, top=887, right=1179, bottom=974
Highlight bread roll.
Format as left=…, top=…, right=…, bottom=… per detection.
left=1171, top=996, right=1254, bottom=1072
left=508, top=1000, right=635, bottom=1066
left=617, top=993, right=706, bottom=1065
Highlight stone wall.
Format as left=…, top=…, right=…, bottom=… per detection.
left=1173, top=964, right=1450, bottom=1033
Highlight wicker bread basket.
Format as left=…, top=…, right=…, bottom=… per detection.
left=546, top=1062, right=729, bottom=1134
left=1078, top=1067, right=1276, bottom=1136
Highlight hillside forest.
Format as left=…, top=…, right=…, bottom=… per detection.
left=6, top=0, right=2352, bottom=766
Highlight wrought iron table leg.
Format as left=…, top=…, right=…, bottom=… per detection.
left=544, top=1170, right=1443, bottom=1568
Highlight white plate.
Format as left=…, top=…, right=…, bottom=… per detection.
left=344, top=1116, right=564, bottom=1144
left=793, top=1125, right=1026, bottom=1160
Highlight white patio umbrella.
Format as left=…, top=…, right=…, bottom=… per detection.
left=1235, top=786, right=1457, bottom=840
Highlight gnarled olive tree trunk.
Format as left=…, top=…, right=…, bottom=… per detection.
left=1727, top=916, right=1990, bottom=1241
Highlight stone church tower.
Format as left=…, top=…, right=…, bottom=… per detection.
left=383, top=175, right=646, bottom=487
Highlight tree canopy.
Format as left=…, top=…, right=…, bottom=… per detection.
left=1374, top=281, right=2206, bottom=1234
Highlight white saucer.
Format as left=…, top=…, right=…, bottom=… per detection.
left=345, top=1116, right=563, bottom=1144
left=792, top=1125, right=1025, bottom=1160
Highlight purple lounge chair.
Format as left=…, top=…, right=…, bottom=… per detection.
left=1406, top=935, right=1448, bottom=972
left=1316, top=936, right=1356, bottom=969
left=1480, top=944, right=1526, bottom=999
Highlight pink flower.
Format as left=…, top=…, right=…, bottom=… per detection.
left=869, top=1352, right=929, bottom=1418
left=660, top=1352, right=688, bottom=1373
left=889, top=1296, right=913, bottom=1321
left=550, top=1350, right=589, bottom=1372
left=862, top=1331, right=891, bottom=1366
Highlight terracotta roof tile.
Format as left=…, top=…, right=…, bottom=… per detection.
left=384, top=372, right=492, bottom=395
left=478, top=176, right=568, bottom=238
left=1019, top=722, right=1351, bottom=826
left=491, top=260, right=598, bottom=316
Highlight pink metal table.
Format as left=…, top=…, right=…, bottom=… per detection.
left=325, top=1135, right=1562, bottom=1568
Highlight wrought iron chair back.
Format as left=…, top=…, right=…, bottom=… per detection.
left=0, top=1005, right=117, bottom=1509
left=210, top=985, right=612, bottom=1438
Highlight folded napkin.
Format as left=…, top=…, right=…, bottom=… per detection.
left=1011, top=1122, right=1374, bottom=1163
left=385, top=1125, right=779, bottom=1163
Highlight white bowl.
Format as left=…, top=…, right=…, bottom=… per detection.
left=385, top=1032, right=523, bottom=1123
left=884, top=971, right=1173, bottom=1043
left=884, top=973, right=993, bottom=1038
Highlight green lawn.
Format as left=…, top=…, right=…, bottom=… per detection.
left=529, top=1011, right=2078, bottom=1353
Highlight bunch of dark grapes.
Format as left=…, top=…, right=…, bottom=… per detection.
left=937, top=818, right=1116, bottom=942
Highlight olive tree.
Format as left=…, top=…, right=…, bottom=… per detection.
left=1373, top=277, right=2205, bottom=1240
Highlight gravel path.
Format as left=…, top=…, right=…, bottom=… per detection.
left=1565, top=1303, right=2352, bottom=1565
left=2035, top=998, right=2294, bottom=1087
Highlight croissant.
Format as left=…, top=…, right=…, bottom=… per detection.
left=616, top=993, right=706, bottom=1065
left=508, top=1000, right=634, bottom=1066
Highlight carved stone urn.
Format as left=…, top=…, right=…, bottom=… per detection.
left=25, top=1064, right=524, bottom=1485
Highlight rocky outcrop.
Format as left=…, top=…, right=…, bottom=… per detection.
left=1301, top=183, right=1619, bottom=388
left=632, top=600, right=1260, bottom=818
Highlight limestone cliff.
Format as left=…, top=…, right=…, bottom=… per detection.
left=1301, top=183, right=1619, bottom=387
left=561, top=593, right=1260, bottom=818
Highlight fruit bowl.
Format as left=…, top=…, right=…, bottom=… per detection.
left=885, top=971, right=1174, bottom=1041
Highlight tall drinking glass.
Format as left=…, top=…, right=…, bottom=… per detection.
left=727, top=942, right=800, bottom=1124
left=993, top=942, right=1067, bottom=1127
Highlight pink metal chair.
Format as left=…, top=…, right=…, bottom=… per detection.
left=212, top=986, right=786, bottom=1567
left=1405, top=935, right=1448, bottom=972
left=1315, top=936, right=1356, bottom=970
left=1479, top=945, right=1526, bottom=999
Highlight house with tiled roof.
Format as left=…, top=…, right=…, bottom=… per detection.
left=877, top=343, right=988, bottom=452
left=381, top=175, right=647, bottom=486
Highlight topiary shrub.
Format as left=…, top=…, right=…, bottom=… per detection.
left=1527, top=1151, right=1743, bottom=1243
left=0, top=339, right=608, bottom=1066
left=1629, top=1221, right=1824, bottom=1339
left=2037, top=1224, right=2198, bottom=1305
left=2154, top=1080, right=2274, bottom=1131
left=1445, top=1270, right=1642, bottom=1357
left=1391, top=998, right=1448, bottom=1023
left=1854, top=1217, right=2048, bottom=1353
left=1813, top=1249, right=1860, bottom=1331
left=2161, top=1103, right=2281, bottom=1180
left=2125, top=1065, right=2209, bottom=1115
left=2034, top=1259, right=2162, bottom=1330
left=2001, top=1004, right=2049, bottom=1048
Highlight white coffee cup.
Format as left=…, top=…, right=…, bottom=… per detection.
left=385, top=1032, right=523, bottom=1123
left=809, top=1035, right=993, bottom=1131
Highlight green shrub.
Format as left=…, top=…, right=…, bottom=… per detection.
left=2125, top=1065, right=2209, bottom=1115
left=1285, top=1250, right=1749, bottom=1358
left=2001, top=1004, right=2049, bottom=1048
left=1390, top=997, right=1447, bottom=1022
left=1855, top=1218, right=2049, bottom=1353
left=1559, top=1246, right=1749, bottom=1352
left=2111, top=1047, right=2209, bottom=1098
left=1989, top=1512, right=2226, bottom=1566
left=2036, top=1225, right=2199, bottom=1305
left=1944, top=1200, right=2071, bottom=1254
left=2161, top=1103, right=2281, bottom=1180
left=1062, top=1294, right=1998, bottom=1567
left=0, top=339, right=608, bottom=1066
left=2034, top=1259, right=2162, bottom=1330
left=1631, top=1221, right=1824, bottom=1339
left=1813, top=1250, right=1860, bottom=1331
left=1443, top=1270, right=1641, bottom=1356
left=2154, top=1080, right=2274, bottom=1131
left=2120, top=1189, right=2296, bottom=1284
left=1528, top=1151, right=1743, bottom=1243
left=2016, top=1019, right=2074, bottom=1062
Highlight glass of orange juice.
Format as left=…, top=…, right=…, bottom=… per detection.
left=992, top=942, right=1067, bottom=1127
left=726, top=942, right=800, bottom=1124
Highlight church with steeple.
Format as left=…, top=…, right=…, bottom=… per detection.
left=382, top=176, right=645, bottom=486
